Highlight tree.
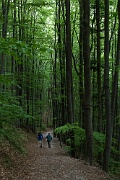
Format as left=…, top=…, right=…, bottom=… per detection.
left=83, top=0, right=93, bottom=165
left=96, top=0, right=102, bottom=132
left=111, top=0, right=120, bottom=135
left=103, top=0, right=112, bottom=172
left=65, top=0, right=74, bottom=124
left=78, top=0, right=84, bottom=127
left=0, top=0, right=10, bottom=79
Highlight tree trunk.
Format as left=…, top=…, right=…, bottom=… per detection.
left=79, top=0, right=84, bottom=128
left=96, top=0, right=102, bottom=132
left=102, top=0, right=112, bottom=173
left=111, top=0, right=120, bottom=134
left=57, top=0, right=66, bottom=125
left=83, top=0, right=93, bottom=165
left=0, top=0, right=10, bottom=76
left=65, top=0, right=74, bottom=124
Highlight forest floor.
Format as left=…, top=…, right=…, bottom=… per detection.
left=0, top=128, right=119, bottom=180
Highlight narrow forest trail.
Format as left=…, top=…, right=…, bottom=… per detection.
left=19, top=128, right=112, bottom=180
left=0, top=128, right=114, bottom=180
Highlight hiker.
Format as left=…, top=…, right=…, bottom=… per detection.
left=37, top=132, right=43, bottom=147
left=46, top=132, right=52, bottom=148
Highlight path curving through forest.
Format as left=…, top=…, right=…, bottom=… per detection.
left=20, top=128, right=112, bottom=180
left=0, top=128, right=113, bottom=180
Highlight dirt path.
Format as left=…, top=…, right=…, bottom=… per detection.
left=19, top=128, right=112, bottom=180
left=0, top=128, right=113, bottom=180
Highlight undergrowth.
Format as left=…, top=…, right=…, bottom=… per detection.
left=0, top=126, right=27, bottom=169
left=54, top=123, right=120, bottom=175
left=0, top=92, right=28, bottom=157
left=0, top=124, right=27, bottom=153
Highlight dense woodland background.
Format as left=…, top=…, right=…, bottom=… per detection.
left=0, top=0, right=120, bottom=177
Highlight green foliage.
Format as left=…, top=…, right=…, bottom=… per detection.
left=54, top=123, right=86, bottom=155
left=41, top=124, right=47, bottom=131
left=109, top=138, right=120, bottom=174
left=54, top=123, right=71, bottom=134
left=36, top=123, right=47, bottom=132
left=0, top=92, right=26, bottom=124
left=73, top=125, right=85, bottom=148
left=64, top=145, right=72, bottom=153
left=0, top=125, right=26, bottom=153
left=0, top=92, right=27, bottom=153
left=0, top=38, right=31, bottom=61
left=109, top=158, right=120, bottom=175
left=93, top=131, right=105, bottom=159
left=55, top=123, right=120, bottom=174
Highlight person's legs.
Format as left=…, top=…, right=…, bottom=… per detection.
left=40, top=140, right=42, bottom=147
left=47, top=141, right=50, bottom=148
left=38, top=140, right=42, bottom=147
left=48, top=141, right=51, bottom=148
left=50, top=141, right=51, bottom=148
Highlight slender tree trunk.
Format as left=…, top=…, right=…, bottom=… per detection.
left=65, top=0, right=74, bottom=124
left=111, top=0, right=120, bottom=134
left=61, top=0, right=67, bottom=125
left=79, top=0, right=84, bottom=127
left=16, top=0, right=24, bottom=126
left=103, top=0, right=112, bottom=172
left=96, top=0, right=102, bottom=132
left=58, top=0, right=66, bottom=125
left=83, top=0, right=93, bottom=165
left=53, top=0, right=58, bottom=128
left=0, top=0, right=10, bottom=76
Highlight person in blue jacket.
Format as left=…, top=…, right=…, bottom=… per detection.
left=46, top=132, right=52, bottom=148
left=37, top=132, right=43, bottom=147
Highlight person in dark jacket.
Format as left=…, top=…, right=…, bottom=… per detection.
left=37, top=132, right=43, bottom=147
left=46, top=132, right=52, bottom=148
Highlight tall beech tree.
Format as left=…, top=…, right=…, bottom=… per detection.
left=58, top=0, right=66, bottom=125
left=111, top=0, right=120, bottom=135
left=96, top=0, right=102, bottom=132
left=65, top=0, right=74, bottom=124
left=52, top=0, right=57, bottom=128
left=78, top=0, right=84, bottom=127
left=103, top=0, right=112, bottom=173
left=83, top=0, right=93, bottom=165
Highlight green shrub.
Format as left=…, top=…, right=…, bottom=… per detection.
left=55, top=123, right=120, bottom=174
left=93, top=131, right=105, bottom=163
left=54, top=123, right=86, bottom=156
left=54, top=123, right=71, bottom=134
left=109, top=158, right=120, bottom=175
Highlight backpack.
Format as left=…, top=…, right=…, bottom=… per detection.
left=38, top=133, right=43, bottom=140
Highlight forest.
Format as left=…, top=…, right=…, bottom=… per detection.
left=0, top=0, right=120, bottom=177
